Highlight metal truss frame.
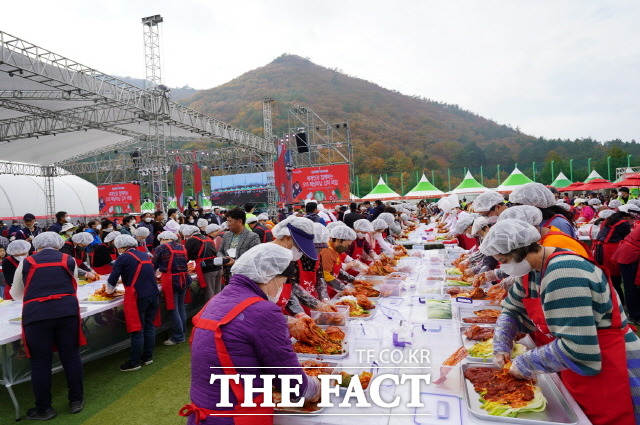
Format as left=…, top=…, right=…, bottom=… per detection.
left=0, top=30, right=274, bottom=155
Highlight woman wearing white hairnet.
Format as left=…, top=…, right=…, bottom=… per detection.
left=510, top=182, right=578, bottom=238
left=2, top=240, right=31, bottom=300
left=472, top=191, right=508, bottom=224
left=318, top=225, right=358, bottom=299
left=10, top=232, right=85, bottom=419
left=185, top=224, right=226, bottom=299
left=180, top=243, right=320, bottom=425
left=60, top=232, right=99, bottom=281
left=153, top=231, right=192, bottom=345
left=91, top=230, right=120, bottom=275
left=592, top=208, right=635, bottom=304
left=450, top=213, right=479, bottom=250
left=107, top=234, right=160, bottom=372
left=371, top=218, right=394, bottom=256
left=346, top=219, right=377, bottom=264
left=480, top=219, right=640, bottom=425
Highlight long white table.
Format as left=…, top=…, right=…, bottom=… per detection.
left=0, top=276, right=206, bottom=421
left=276, top=224, right=591, bottom=425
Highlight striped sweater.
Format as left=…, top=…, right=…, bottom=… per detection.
left=502, top=254, right=640, bottom=421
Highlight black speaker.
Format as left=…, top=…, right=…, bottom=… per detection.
left=295, top=132, right=308, bottom=153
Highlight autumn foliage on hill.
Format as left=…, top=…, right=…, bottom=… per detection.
left=183, top=54, right=640, bottom=193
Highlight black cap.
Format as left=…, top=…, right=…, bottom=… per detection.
left=23, top=213, right=35, bottom=221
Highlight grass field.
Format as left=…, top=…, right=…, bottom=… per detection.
left=0, top=331, right=192, bottom=425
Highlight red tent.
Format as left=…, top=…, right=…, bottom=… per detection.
left=559, top=182, right=585, bottom=192
left=579, top=178, right=614, bottom=191
left=615, top=174, right=640, bottom=187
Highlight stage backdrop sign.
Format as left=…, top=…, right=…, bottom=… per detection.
left=288, top=164, right=351, bottom=203
left=210, top=172, right=270, bottom=206
left=98, top=184, right=141, bottom=215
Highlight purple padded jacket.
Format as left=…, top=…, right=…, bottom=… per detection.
left=188, top=273, right=310, bottom=425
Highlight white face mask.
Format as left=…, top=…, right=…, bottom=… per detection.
left=266, top=278, right=284, bottom=303
left=291, top=245, right=303, bottom=261
left=95, top=224, right=102, bottom=230
left=500, top=259, right=532, bottom=277
left=104, top=227, right=113, bottom=232
left=66, top=231, right=74, bottom=236
left=356, top=232, right=366, bottom=238
left=14, top=255, right=27, bottom=261
left=144, top=217, right=152, bottom=223
left=486, top=216, right=499, bottom=225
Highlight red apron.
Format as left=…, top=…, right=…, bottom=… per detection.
left=275, top=281, right=293, bottom=315
left=194, top=237, right=217, bottom=289
left=21, top=254, right=87, bottom=358
left=456, top=234, right=478, bottom=250
left=3, top=256, right=18, bottom=300
left=592, top=221, right=626, bottom=276
left=91, top=244, right=114, bottom=275
left=523, top=251, right=635, bottom=425
left=180, top=297, right=273, bottom=425
left=136, top=245, right=148, bottom=254
left=123, top=251, right=161, bottom=333
left=160, top=243, right=190, bottom=310
left=326, top=252, right=345, bottom=299
left=298, top=259, right=319, bottom=316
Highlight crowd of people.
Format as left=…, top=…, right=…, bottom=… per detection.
left=3, top=185, right=640, bottom=423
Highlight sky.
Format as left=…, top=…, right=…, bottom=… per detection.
left=1, top=0, right=639, bottom=142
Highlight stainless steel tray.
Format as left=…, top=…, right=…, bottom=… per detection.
left=461, top=363, right=579, bottom=424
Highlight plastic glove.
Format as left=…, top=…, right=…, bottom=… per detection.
left=305, top=376, right=322, bottom=403
left=499, top=275, right=518, bottom=291
left=493, top=313, right=519, bottom=365
left=509, top=360, right=531, bottom=379
left=342, top=286, right=357, bottom=296
left=483, top=269, right=498, bottom=283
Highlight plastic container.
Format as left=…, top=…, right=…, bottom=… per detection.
left=387, top=271, right=410, bottom=281
left=412, top=244, right=425, bottom=251
left=425, top=294, right=454, bottom=321
left=379, top=282, right=403, bottom=297
left=355, top=275, right=385, bottom=285
left=311, top=305, right=349, bottom=326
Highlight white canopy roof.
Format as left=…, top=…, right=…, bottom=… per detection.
left=0, top=172, right=98, bottom=219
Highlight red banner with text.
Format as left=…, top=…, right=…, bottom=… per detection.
left=287, top=164, right=351, bottom=203
left=98, top=184, right=141, bottom=215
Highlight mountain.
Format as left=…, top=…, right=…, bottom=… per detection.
left=179, top=54, right=640, bottom=192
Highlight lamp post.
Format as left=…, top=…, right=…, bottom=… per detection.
left=532, top=161, right=536, bottom=182
left=356, top=175, right=360, bottom=198
left=400, top=172, right=404, bottom=195
left=497, top=164, right=501, bottom=186
left=628, top=154, right=632, bottom=167
left=587, top=158, right=591, bottom=173
left=480, top=165, right=484, bottom=185
left=607, top=156, right=611, bottom=181
left=432, top=170, right=435, bottom=185
left=447, top=168, right=451, bottom=191
left=551, top=160, right=555, bottom=183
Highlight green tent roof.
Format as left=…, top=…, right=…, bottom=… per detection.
left=405, top=174, right=444, bottom=197
left=584, top=170, right=606, bottom=183
left=362, top=177, right=401, bottom=200
left=550, top=172, right=572, bottom=188
left=451, top=171, right=489, bottom=194
left=496, top=167, right=534, bottom=192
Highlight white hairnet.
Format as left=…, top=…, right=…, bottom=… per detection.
left=330, top=225, right=357, bottom=241
left=272, top=216, right=314, bottom=240
left=556, top=201, right=571, bottom=211
left=197, top=218, right=209, bottom=228
left=7, top=240, right=31, bottom=256
left=164, top=220, right=180, bottom=233
left=608, top=199, right=622, bottom=209
left=220, top=221, right=229, bottom=231
left=628, top=199, right=640, bottom=207
left=372, top=218, right=388, bottom=231
left=158, top=231, right=178, bottom=241
left=135, top=227, right=150, bottom=238
left=178, top=224, right=190, bottom=235
left=437, top=197, right=451, bottom=212
left=182, top=226, right=201, bottom=236
left=473, top=191, right=505, bottom=213
left=257, top=213, right=269, bottom=221
left=497, top=205, right=543, bottom=227
left=326, top=221, right=346, bottom=231
left=246, top=216, right=258, bottom=224
left=598, top=209, right=615, bottom=219
left=33, top=232, right=65, bottom=250
left=72, top=232, right=94, bottom=246
left=313, top=222, right=330, bottom=244
left=620, top=204, right=640, bottom=213
left=471, top=217, right=489, bottom=237
left=452, top=213, right=479, bottom=236
left=230, top=243, right=293, bottom=284
left=114, top=234, right=138, bottom=249
left=509, top=183, right=556, bottom=208
left=588, top=198, right=602, bottom=206
left=447, top=194, right=460, bottom=209
left=479, top=219, right=541, bottom=256
left=353, top=219, right=374, bottom=233
left=104, top=231, right=120, bottom=243
left=400, top=213, right=409, bottom=221
left=205, top=224, right=221, bottom=234
left=378, top=212, right=395, bottom=225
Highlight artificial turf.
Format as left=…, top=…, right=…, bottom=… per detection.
left=0, top=331, right=192, bottom=424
